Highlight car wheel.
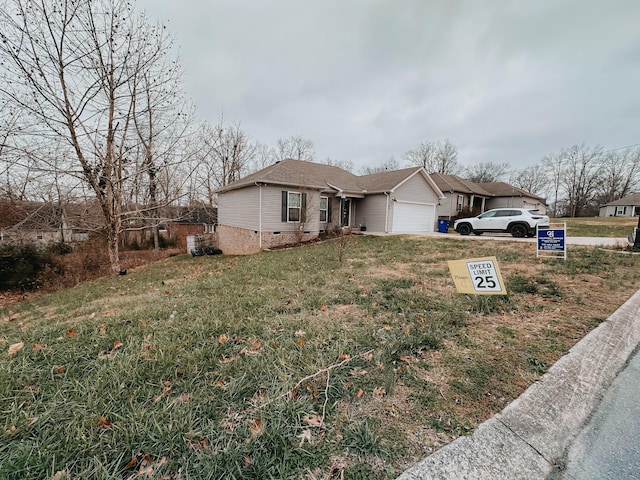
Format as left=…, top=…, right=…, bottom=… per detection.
left=510, top=224, right=527, bottom=238
left=457, top=223, right=472, bottom=235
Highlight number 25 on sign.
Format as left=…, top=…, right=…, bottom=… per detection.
left=447, top=256, right=506, bottom=295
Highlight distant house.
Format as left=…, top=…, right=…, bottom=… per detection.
left=0, top=201, right=90, bottom=247
left=216, top=159, right=445, bottom=254
left=430, top=174, right=547, bottom=219
left=599, top=193, right=640, bottom=217
left=430, top=173, right=494, bottom=219
left=480, top=182, right=547, bottom=213
left=166, top=206, right=218, bottom=250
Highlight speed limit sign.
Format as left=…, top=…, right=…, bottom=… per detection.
left=447, top=256, right=506, bottom=295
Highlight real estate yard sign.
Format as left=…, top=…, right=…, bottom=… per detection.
left=447, top=256, right=506, bottom=295
left=537, top=223, right=567, bottom=260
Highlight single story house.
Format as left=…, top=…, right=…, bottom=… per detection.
left=480, top=182, right=547, bottom=213
left=430, top=173, right=494, bottom=219
left=430, top=174, right=547, bottom=219
left=0, top=201, right=90, bottom=247
left=216, top=159, right=445, bottom=254
left=599, top=193, right=640, bottom=217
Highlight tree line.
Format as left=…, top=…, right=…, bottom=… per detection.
left=1, top=0, right=638, bottom=273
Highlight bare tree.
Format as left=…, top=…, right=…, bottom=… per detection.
left=561, top=144, right=603, bottom=217
left=541, top=151, right=565, bottom=217
left=322, top=157, right=354, bottom=172
left=405, top=139, right=460, bottom=174
left=0, top=0, right=185, bottom=272
left=275, top=135, right=315, bottom=162
left=360, top=157, right=400, bottom=175
left=465, top=161, right=511, bottom=183
left=509, top=165, right=549, bottom=198
left=595, top=147, right=640, bottom=204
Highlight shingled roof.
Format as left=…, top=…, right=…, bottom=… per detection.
left=479, top=182, right=545, bottom=201
left=429, top=173, right=494, bottom=197
left=217, top=159, right=363, bottom=195
left=602, top=192, right=640, bottom=206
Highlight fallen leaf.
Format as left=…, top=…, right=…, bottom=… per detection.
left=243, top=455, right=252, bottom=467
left=7, top=342, right=24, bottom=356
left=338, top=353, right=350, bottom=362
left=296, top=338, right=304, bottom=348
left=173, top=394, right=192, bottom=405
left=54, top=365, right=65, bottom=374
left=290, top=388, right=300, bottom=400
left=66, top=329, right=78, bottom=337
left=249, top=418, right=263, bottom=437
left=220, top=354, right=240, bottom=363
left=89, top=312, right=96, bottom=319
left=218, top=334, right=228, bottom=344
left=27, top=417, right=38, bottom=426
left=0, top=338, right=5, bottom=345
left=154, top=383, right=172, bottom=403
left=97, top=416, right=112, bottom=427
left=6, top=425, right=17, bottom=435
left=112, top=341, right=124, bottom=350
left=303, top=414, right=324, bottom=427
left=214, top=379, right=227, bottom=388
left=373, top=387, right=386, bottom=397
left=320, top=304, right=328, bottom=311
left=297, top=429, right=313, bottom=446
left=399, top=355, right=412, bottom=364
left=97, top=324, right=106, bottom=334
left=363, top=352, right=373, bottom=362
left=51, top=469, right=70, bottom=480
left=32, top=341, right=47, bottom=351
left=356, top=389, right=365, bottom=398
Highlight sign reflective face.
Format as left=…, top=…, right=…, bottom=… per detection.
left=447, top=256, right=506, bottom=295
left=538, top=228, right=565, bottom=251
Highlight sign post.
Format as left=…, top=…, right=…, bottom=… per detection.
left=447, top=256, right=507, bottom=295
left=537, top=223, right=567, bottom=260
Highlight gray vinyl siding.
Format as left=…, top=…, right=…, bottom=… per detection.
left=218, top=187, right=260, bottom=230
left=356, top=195, right=388, bottom=232
left=393, top=173, right=440, bottom=204
left=219, top=185, right=327, bottom=233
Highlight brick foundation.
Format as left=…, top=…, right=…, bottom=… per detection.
left=216, top=225, right=319, bottom=254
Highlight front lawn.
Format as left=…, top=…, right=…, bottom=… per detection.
left=2, top=235, right=640, bottom=479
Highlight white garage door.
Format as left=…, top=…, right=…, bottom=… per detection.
left=392, top=202, right=435, bottom=233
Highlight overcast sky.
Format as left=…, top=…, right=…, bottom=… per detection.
left=137, top=0, right=640, bottom=174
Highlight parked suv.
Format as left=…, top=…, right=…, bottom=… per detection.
left=454, top=208, right=549, bottom=237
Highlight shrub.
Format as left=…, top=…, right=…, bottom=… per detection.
left=0, top=244, right=61, bottom=291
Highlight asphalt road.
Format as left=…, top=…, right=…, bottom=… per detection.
left=560, top=350, right=640, bottom=479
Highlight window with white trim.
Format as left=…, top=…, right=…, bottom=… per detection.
left=288, top=192, right=302, bottom=222
left=616, top=206, right=627, bottom=216
left=457, top=194, right=464, bottom=211
left=320, top=196, right=329, bottom=222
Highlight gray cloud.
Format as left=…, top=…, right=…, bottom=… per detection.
left=138, top=0, right=640, bottom=171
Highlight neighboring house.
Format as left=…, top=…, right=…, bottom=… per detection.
left=430, top=174, right=547, bottom=219
left=0, top=201, right=90, bottom=247
left=430, top=173, right=494, bottom=219
left=166, top=206, right=218, bottom=250
left=480, top=182, right=547, bottom=213
left=216, top=159, right=444, bottom=254
left=599, top=192, right=640, bottom=217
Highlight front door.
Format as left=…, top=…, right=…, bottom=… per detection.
left=341, top=199, right=351, bottom=227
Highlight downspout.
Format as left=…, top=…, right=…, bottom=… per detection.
left=384, top=192, right=390, bottom=232
left=256, top=182, right=263, bottom=249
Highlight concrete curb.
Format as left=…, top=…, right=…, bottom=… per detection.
left=397, top=289, right=640, bottom=480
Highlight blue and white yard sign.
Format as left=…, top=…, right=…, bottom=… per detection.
left=537, top=224, right=567, bottom=260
